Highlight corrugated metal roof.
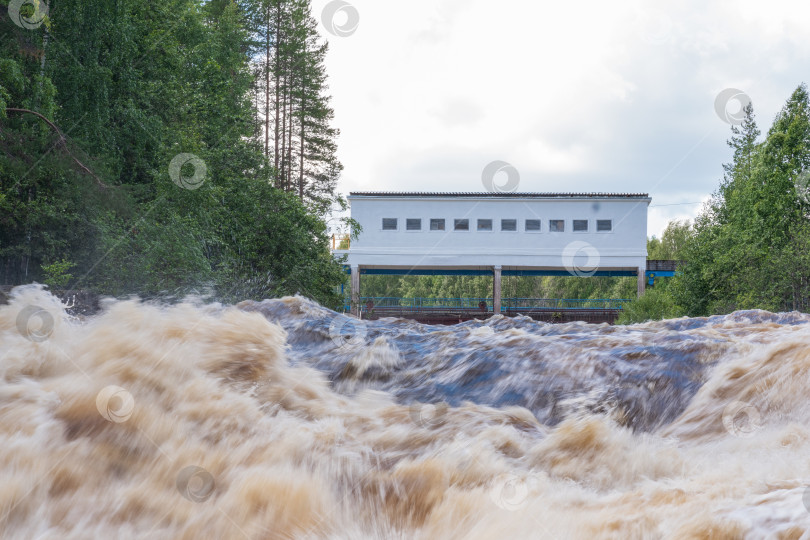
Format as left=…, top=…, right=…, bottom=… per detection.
left=349, top=192, right=650, bottom=199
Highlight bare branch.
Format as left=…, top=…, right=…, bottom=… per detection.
left=5, top=107, right=108, bottom=188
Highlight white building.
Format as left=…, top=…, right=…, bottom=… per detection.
left=333, top=192, right=651, bottom=314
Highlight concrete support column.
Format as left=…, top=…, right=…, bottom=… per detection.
left=351, top=266, right=360, bottom=317
left=493, top=265, right=502, bottom=315
left=637, top=267, right=646, bottom=298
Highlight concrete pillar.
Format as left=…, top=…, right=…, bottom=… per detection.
left=493, top=266, right=502, bottom=315
left=637, top=267, right=646, bottom=298
left=351, top=266, right=360, bottom=317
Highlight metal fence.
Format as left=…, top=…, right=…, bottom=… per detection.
left=366, top=297, right=490, bottom=308
left=502, top=298, right=631, bottom=310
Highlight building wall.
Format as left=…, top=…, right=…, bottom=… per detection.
left=338, top=195, right=649, bottom=271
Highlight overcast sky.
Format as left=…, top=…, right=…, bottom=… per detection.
left=312, top=0, right=810, bottom=237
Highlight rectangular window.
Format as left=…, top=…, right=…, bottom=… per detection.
left=549, top=219, right=565, bottom=232
left=525, top=219, right=541, bottom=232
left=597, top=219, right=613, bottom=232
left=477, top=219, right=493, bottom=231
left=406, top=218, right=421, bottom=231
left=382, top=218, right=398, bottom=231
left=501, top=219, right=517, bottom=231
left=454, top=219, right=469, bottom=231
left=430, top=218, right=445, bottom=231
left=573, top=219, right=588, bottom=232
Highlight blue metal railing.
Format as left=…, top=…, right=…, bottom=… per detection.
left=341, top=297, right=632, bottom=312
left=502, top=298, right=631, bottom=310
left=360, top=297, right=491, bottom=308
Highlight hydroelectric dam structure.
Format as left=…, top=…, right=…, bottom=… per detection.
left=332, top=192, right=675, bottom=324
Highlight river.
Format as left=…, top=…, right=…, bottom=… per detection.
left=1, top=285, right=809, bottom=538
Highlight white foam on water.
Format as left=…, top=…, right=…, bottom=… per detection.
left=1, top=287, right=810, bottom=538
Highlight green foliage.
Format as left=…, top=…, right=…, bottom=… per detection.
left=647, top=220, right=691, bottom=261
left=672, top=86, right=810, bottom=315
left=41, top=258, right=76, bottom=289
left=0, top=58, right=26, bottom=96
left=0, top=0, right=347, bottom=305
left=617, top=280, right=684, bottom=324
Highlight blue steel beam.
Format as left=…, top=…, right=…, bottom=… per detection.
left=646, top=271, right=676, bottom=277
left=361, top=269, right=493, bottom=276
left=646, top=270, right=677, bottom=286
left=503, top=270, right=636, bottom=277
left=343, top=267, right=638, bottom=277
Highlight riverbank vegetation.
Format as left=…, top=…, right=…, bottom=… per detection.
left=1, top=0, right=349, bottom=307
left=625, top=86, right=810, bottom=322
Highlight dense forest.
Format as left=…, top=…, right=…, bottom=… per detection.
left=0, top=0, right=351, bottom=306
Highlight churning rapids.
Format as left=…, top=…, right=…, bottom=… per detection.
left=2, top=286, right=810, bottom=539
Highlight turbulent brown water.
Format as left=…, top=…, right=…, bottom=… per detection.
left=2, top=285, right=810, bottom=539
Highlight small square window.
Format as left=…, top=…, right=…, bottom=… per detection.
left=597, top=220, right=613, bottom=232
left=478, top=219, right=493, bottom=231
left=382, top=218, right=398, bottom=230
left=573, top=220, right=588, bottom=232
left=549, top=219, right=565, bottom=232
left=430, top=218, right=445, bottom=231
left=525, top=219, right=541, bottom=231
left=406, top=218, right=421, bottom=231
left=501, top=219, right=517, bottom=231
left=454, top=219, right=469, bottom=231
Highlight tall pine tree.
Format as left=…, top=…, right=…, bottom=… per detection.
left=252, top=0, right=342, bottom=215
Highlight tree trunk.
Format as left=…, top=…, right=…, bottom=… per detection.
left=264, top=2, right=271, bottom=156
left=279, top=74, right=287, bottom=190
left=287, top=78, right=294, bottom=190
left=299, top=78, right=305, bottom=201
left=273, top=2, right=281, bottom=178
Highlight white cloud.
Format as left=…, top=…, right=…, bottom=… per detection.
left=315, top=0, right=810, bottom=235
